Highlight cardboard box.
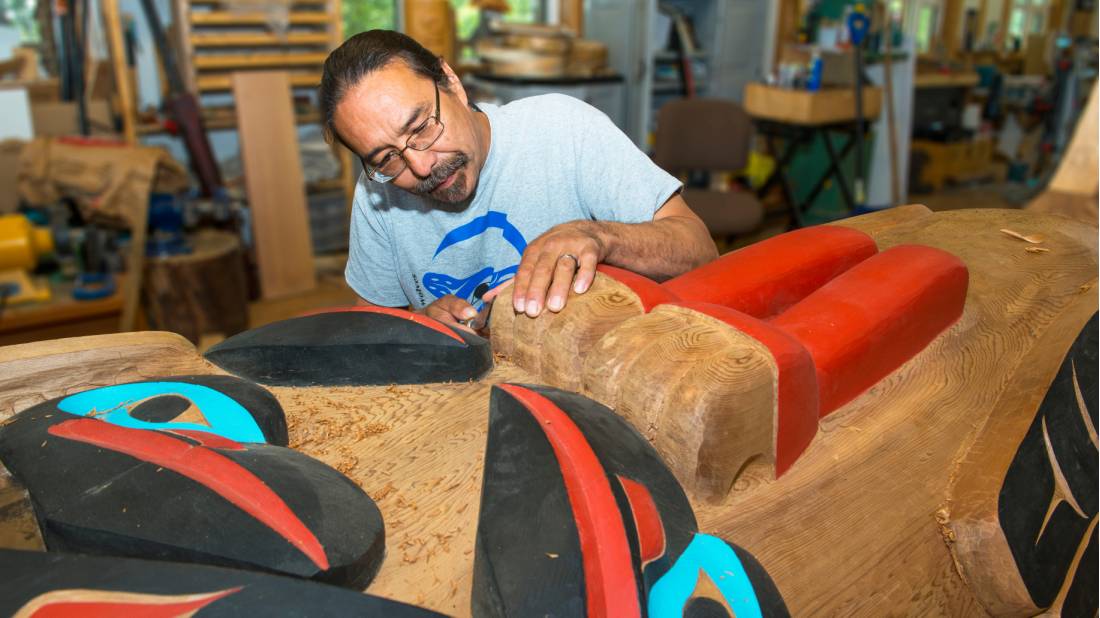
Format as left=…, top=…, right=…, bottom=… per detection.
left=30, top=100, right=115, bottom=137
left=743, top=82, right=882, bottom=125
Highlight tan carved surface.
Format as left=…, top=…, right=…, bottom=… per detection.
left=0, top=207, right=1095, bottom=616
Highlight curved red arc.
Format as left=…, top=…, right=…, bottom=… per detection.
left=498, top=384, right=641, bottom=618
left=297, top=306, right=467, bottom=344
left=48, top=419, right=330, bottom=571
left=617, top=475, right=666, bottom=567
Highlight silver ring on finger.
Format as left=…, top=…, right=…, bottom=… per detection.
left=558, top=253, right=579, bottom=270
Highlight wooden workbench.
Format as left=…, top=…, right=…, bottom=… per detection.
left=0, top=277, right=131, bottom=346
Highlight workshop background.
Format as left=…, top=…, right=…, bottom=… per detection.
left=0, top=0, right=1095, bottom=347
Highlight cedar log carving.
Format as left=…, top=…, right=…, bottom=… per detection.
left=0, top=207, right=1095, bottom=616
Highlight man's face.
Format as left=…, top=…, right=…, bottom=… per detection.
left=333, top=60, right=484, bottom=203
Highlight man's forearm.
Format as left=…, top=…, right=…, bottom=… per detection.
left=576, top=216, right=717, bottom=281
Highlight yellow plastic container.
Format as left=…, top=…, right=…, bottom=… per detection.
left=0, top=214, right=54, bottom=271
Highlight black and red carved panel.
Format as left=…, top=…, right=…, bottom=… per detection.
left=0, top=549, right=443, bottom=617
left=204, top=307, right=493, bottom=386
left=0, top=378, right=385, bottom=589
left=474, top=384, right=789, bottom=617
left=999, top=312, right=1097, bottom=611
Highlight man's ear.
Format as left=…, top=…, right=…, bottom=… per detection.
left=440, top=60, right=469, bottom=106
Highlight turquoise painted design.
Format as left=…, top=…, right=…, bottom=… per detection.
left=57, top=382, right=266, bottom=443
left=649, top=534, right=763, bottom=618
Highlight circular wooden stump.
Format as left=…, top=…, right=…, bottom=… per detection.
left=143, top=230, right=249, bottom=344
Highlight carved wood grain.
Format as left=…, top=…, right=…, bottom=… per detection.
left=694, top=209, right=1097, bottom=615
left=581, top=305, right=778, bottom=503
left=580, top=307, right=683, bottom=410
left=278, top=361, right=538, bottom=615
left=945, top=299, right=1097, bottom=616
left=0, top=207, right=1095, bottom=617
left=0, top=332, right=220, bottom=422
left=491, top=273, right=646, bottom=392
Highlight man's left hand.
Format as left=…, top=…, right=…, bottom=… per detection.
left=511, top=221, right=604, bottom=317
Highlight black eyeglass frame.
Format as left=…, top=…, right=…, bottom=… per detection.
left=361, top=81, right=444, bottom=183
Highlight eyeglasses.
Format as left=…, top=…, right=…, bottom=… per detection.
left=362, top=82, right=445, bottom=183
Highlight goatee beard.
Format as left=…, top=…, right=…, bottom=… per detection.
left=414, top=153, right=469, bottom=202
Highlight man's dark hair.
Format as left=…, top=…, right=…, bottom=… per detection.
left=319, top=30, right=447, bottom=146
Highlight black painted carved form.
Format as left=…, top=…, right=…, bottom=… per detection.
left=474, top=384, right=788, bottom=617
left=998, top=314, right=1097, bottom=613
left=205, top=307, right=494, bottom=386
left=0, top=549, right=443, bottom=617
left=0, top=376, right=385, bottom=589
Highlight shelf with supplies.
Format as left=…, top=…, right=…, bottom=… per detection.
left=165, top=0, right=354, bottom=205
left=172, top=0, right=344, bottom=95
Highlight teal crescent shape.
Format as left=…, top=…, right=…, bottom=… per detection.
left=649, top=533, right=764, bottom=618
left=57, top=382, right=266, bottom=443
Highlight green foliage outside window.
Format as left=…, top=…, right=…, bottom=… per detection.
left=0, top=0, right=40, bottom=43
left=341, top=0, right=536, bottom=42
left=452, top=0, right=539, bottom=40
left=343, top=0, right=395, bottom=38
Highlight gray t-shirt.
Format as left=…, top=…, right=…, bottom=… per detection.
left=345, top=93, right=682, bottom=309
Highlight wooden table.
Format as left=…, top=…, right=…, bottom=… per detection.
left=744, top=83, right=883, bottom=227
left=0, top=277, right=130, bottom=346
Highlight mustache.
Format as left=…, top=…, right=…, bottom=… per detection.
left=414, top=153, right=469, bottom=194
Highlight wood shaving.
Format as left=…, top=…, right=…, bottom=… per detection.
left=546, top=552, right=559, bottom=559
left=372, top=482, right=397, bottom=501
left=1000, top=228, right=1044, bottom=244
left=1024, top=246, right=1050, bottom=253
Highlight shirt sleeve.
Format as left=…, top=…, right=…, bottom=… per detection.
left=572, top=98, right=683, bottom=223
left=344, top=179, right=410, bottom=307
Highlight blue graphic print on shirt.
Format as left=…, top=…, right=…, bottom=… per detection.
left=422, top=211, right=527, bottom=308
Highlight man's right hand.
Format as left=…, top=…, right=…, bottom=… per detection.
left=421, top=294, right=478, bottom=334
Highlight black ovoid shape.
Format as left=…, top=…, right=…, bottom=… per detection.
left=130, top=395, right=192, bottom=423
left=0, top=549, right=444, bottom=617
left=999, top=313, right=1098, bottom=609
left=0, top=393, right=385, bottom=590
left=205, top=310, right=493, bottom=387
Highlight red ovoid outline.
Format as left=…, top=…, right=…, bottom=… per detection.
left=297, top=306, right=467, bottom=345
left=48, top=418, right=330, bottom=571
left=15, top=586, right=240, bottom=618
left=498, top=384, right=641, bottom=618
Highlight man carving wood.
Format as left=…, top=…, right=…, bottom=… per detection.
left=320, top=30, right=716, bottom=332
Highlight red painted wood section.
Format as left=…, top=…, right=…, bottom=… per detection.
left=48, top=419, right=330, bottom=571
left=595, top=265, right=679, bottom=312
left=662, top=226, right=877, bottom=318
left=21, top=587, right=240, bottom=618
left=616, top=475, right=666, bottom=566
left=771, top=244, right=968, bottom=415
left=670, top=303, right=820, bottom=476
left=298, top=306, right=467, bottom=344
left=498, top=384, right=641, bottom=618
left=167, top=429, right=245, bottom=450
